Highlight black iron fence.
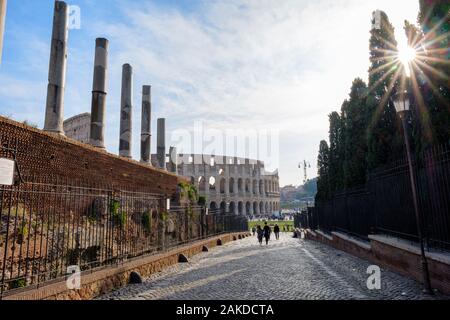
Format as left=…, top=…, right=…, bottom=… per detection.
left=0, top=178, right=247, bottom=297
left=295, top=142, right=450, bottom=252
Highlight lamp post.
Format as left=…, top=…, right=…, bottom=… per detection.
left=393, top=90, right=433, bottom=295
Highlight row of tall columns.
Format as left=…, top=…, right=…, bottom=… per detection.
left=42, top=1, right=168, bottom=169
left=0, top=0, right=7, bottom=65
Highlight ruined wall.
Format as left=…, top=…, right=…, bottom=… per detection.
left=0, top=116, right=183, bottom=196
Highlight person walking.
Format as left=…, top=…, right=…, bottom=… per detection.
left=263, top=222, right=271, bottom=245
left=274, top=224, right=280, bottom=240
left=256, top=225, right=264, bottom=246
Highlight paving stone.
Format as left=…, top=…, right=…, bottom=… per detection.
left=97, top=234, right=449, bottom=300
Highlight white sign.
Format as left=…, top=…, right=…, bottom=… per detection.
left=166, top=198, right=171, bottom=210
left=0, top=158, right=15, bottom=186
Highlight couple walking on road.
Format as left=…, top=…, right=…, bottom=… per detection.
left=253, top=222, right=280, bottom=246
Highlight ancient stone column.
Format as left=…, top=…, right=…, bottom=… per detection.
left=119, top=63, right=133, bottom=158
left=0, top=0, right=7, bottom=65
left=44, top=1, right=68, bottom=135
left=157, top=118, right=166, bottom=170
left=140, top=85, right=151, bottom=163
left=89, top=38, right=109, bottom=148
left=169, top=146, right=177, bottom=173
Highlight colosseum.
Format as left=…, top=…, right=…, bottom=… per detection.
left=167, top=154, right=280, bottom=216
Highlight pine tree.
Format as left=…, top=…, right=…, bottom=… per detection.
left=343, top=78, right=369, bottom=188
left=366, top=10, right=403, bottom=172
left=316, top=140, right=330, bottom=202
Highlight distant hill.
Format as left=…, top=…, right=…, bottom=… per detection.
left=281, top=178, right=317, bottom=207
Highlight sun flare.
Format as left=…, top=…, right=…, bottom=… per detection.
left=398, top=44, right=417, bottom=76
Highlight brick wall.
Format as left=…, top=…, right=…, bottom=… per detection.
left=0, top=116, right=184, bottom=196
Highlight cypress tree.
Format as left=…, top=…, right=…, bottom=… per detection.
left=343, top=78, right=369, bottom=188
left=316, top=140, right=330, bottom=202
left=328, top=111, right=344, bottom=192
left=417, top=1, right=450, bottom=148
left=366, top=10, right=403, bottom=172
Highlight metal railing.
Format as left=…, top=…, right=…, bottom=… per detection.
left=0, top=178, right=247, bottom=297
left=296, top=142, right=450, bottom=251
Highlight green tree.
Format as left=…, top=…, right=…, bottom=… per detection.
left=366, top=10, right=403, bottom=172
left=328, top=111, right=345, bottom=192
left=343, top=78, right=369, bottom=188
left=316, top=140, right=330, bottom=201
left=417, top=1, right=450, bottom=148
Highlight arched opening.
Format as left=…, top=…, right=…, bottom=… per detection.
left=209, top=177, right=216, bottom=191
left=210, top=202, right=217, bottom=211
left=253, top=202, right=258, bottom=215
left=238, top=178, right=243, bottom=192
left=198, top=176, right=206, bottom=192
left=220, top=178, right=226, bottom=194
left=265, top=202, right=269, bottom=213
left=229, top=178, right=235, bottom=193
left=229, top=202, right=236, bottom=215
left=245, top=202, right=251, bottom=216
left=252, top=180, right=257, bottom=195
left=269, top=202, right=273, bottom=213
left=245, top=179, right=250, bottom=193
left=220, top=201, right=226, bottom=214
left=260, top=202, right=264, bottom=214
left=238, top=201, right=244, bottom=215
left=265, top=180, right=269, bottom=193
left=259, top=180, right=263, bottom=195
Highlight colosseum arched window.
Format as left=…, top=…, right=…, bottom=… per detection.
left=209, top=177, right=216, bottom=191
left=198, top=176, right=206, bottom=192
left=238, top=178, right=243, bottom=192
left=229, top=178, right=235, bottom=193
left=220, top=178, right=226, bottom=194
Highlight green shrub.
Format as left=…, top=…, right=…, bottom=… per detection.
left=10, top=278, right=26, bottom=289
left=159, top=211, right=169, bottom=222
left=17, top=222, right=28, bottom=238
left=142, top=211, right=152, bottom=232
left=198, top=196, right=207, bottom=206
left=110, top=199, right=126, bottom=227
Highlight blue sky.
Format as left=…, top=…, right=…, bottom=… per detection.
left=0, top=0, right=419, bottom=186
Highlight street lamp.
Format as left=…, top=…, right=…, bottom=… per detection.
left=393, top=90, right=433, bottom=295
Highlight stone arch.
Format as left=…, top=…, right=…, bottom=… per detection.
left=198, top=176, right=206, bottom=192
left=238, top=178, right=243, bottom=192
left=245, top=202, right=251, bottom=215
left=252, top=180, right=257, bottom=194
left=238, top=201, right=244, bottom=215
left=220, top=201, right=226, bottom=214
left=210, top=202, right=217, bottom=211
left=265, top=202, right=269, bottom=213
left=259, top=180, right=264, bottom=195
left=253, top=201, right=258, bottom=215
left=245, top=179, right=251, bottom=193
left=209, top=176, right=216, bottom=191
left=229, top=202, right=236, bottom=215
left=229, top=178, right=235, bottom=193
left=269, top=202, right=273, bottom=213
left=260, top=202, right=264, bottom=214
left=220, top=178, right=226, bottom=194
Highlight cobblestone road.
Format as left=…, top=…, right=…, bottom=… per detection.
left=98, top=233, right=448, bottom=300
